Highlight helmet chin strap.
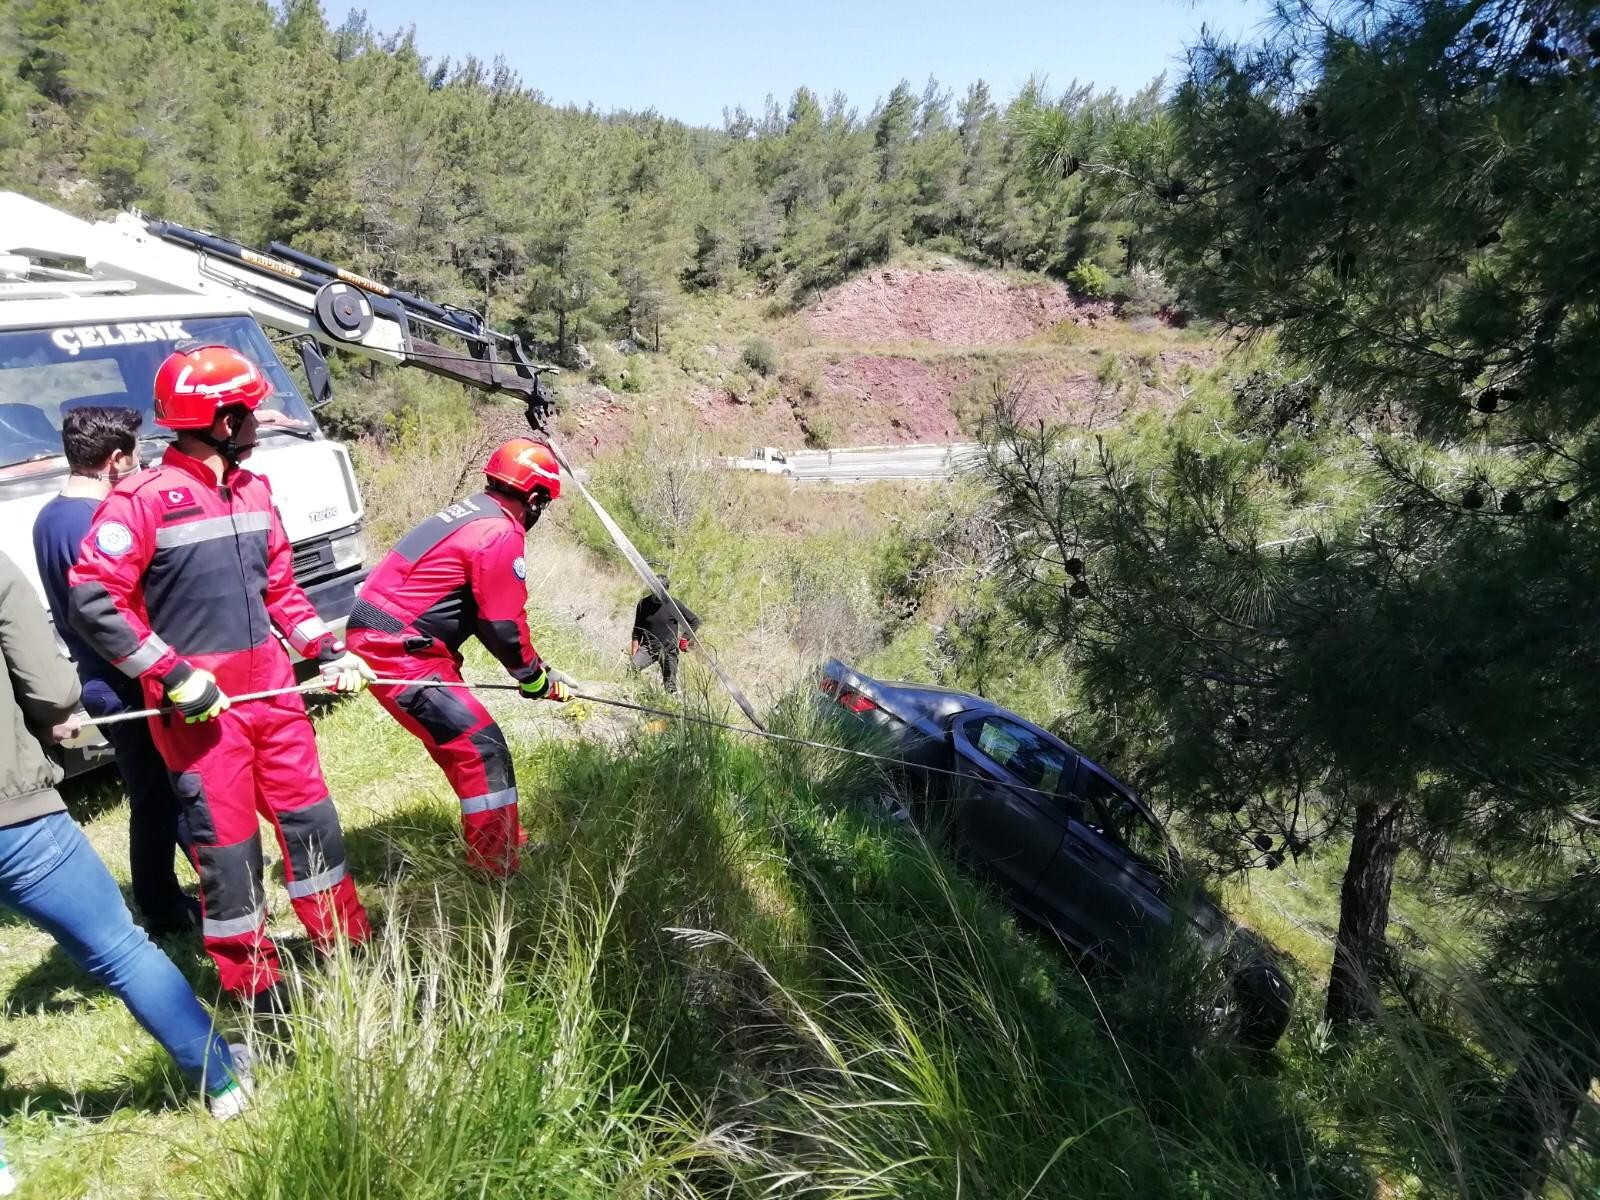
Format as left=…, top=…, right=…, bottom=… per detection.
left=191, top=413, right=253, bottom=467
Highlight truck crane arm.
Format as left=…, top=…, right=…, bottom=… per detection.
left=0, top=192, right=555, bottom=429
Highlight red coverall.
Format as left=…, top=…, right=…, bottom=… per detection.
left=68, top=445, right=370, bottom=997
left=345, top=490, right=544, bottom=873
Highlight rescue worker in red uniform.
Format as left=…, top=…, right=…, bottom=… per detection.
left=68, top=345, right=373, bottom=1012
left=346, top=438, right=571, bottom=875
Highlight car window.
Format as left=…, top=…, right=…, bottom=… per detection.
left=970, top=715, right=1073, bottom=797
left=1075, top=764, right=1168, bottom=866
left=1112, top=803, right=1168, bottom=866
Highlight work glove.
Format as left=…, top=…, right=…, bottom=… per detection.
left=166, top=667, right=231, bottom=724
left=678, top=636, right=691, bottom=653
left=319, top=649, right=377, bottom=695
left=519, top=667, right=572, bottom=704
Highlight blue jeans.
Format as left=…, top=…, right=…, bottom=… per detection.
left=0, top=811, right=234, bottom=1094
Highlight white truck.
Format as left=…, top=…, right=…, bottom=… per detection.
left=721, top=446, right=793, bottom=475
left=0, top=192, right=554, bottom=769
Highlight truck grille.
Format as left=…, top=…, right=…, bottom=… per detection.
left=293, top=537, right=335, bottom=582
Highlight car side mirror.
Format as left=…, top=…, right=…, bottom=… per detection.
left=295, top=337, right=335, bottom=409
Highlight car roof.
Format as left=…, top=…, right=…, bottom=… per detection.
left=826, top=658, right=1146, bottom=801
left=828, top=657, right=1067, bottom=740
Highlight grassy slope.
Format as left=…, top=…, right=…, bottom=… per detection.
left=0, top=632, right=1357, bottom=1200
left=0, top=520, right=1497, bottom=1200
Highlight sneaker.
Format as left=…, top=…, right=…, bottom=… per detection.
left=207, top=1041, right=255, bottom=1122
left=207, top=1080, right=250, bottom=1121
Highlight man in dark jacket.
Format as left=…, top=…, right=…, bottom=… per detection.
left=0, top=549, right=250, bottom=1156
left=32, top=404, right=198, bottom=936
left=631, top=573, right=700, bottom=695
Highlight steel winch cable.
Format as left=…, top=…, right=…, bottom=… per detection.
left=75, top=678, right=329, bottom=729
left=538, top=437, right=768, bottom=732
left=70, top=675, right=1069, bottom=802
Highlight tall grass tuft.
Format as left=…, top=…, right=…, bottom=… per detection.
left=206, top=879, right=708, bottom=1198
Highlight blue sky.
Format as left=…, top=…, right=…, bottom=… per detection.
left=355, top=0, right=1273, bottom=127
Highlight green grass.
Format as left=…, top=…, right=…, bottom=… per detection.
left=0, top=674, right=1276, bottom=1197
left=3, top=634, right=1583, bottom=1198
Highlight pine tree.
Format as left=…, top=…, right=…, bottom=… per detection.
left=893, top=77, right=958, bottom=245
left=1004, top=2, right=1600, bottom=1190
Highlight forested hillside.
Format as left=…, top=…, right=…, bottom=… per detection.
left=0, top=0, right=1153, bottom=360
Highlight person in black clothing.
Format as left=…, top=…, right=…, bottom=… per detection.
left=631, top=574, right=700, bottom=695
left=31, top=406, right=200, bottom=937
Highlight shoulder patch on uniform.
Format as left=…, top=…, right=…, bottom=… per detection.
left=512, top=556, right=527, bottom=580
left=95, top=521, right=134, bottom=556
left=161, top=485, right=195, bottom=508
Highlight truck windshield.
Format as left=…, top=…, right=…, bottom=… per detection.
left=0, top=316, right=315, bottom=469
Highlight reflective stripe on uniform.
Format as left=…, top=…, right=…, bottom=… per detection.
left=154, top=511, right=273, bottom=548
left=459, top=787, right=518, bottom=815
left=285, top=861, right=347, bottom=899
left=203, top=906, right=265, bottom=940
left=289, top=616, right=331, bottom=647
left=117, top=633, right=169, bottom=677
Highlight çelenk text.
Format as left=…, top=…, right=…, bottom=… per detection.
left=49, top=321, right=193, bottom=356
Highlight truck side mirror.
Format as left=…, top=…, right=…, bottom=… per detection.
left=295, top=337, right=335, bottom=409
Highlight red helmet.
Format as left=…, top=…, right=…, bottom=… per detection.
left=485, top=438, right=561, bottom=501
left=153, top=345, right=273, bottom=430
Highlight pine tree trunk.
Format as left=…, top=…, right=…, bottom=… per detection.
left=557, top=309, right=567, bottom=360
left=1325, top=797, right=1404, bottom=1027
left=1489, top=1047, right=1591, bottom=1199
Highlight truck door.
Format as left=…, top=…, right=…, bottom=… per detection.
left=948, top=713, right=1077, bottom=899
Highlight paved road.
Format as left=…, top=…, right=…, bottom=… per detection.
left=748, top=443, right=986, bottom=483
left=572, top=444, right=987, bottom=486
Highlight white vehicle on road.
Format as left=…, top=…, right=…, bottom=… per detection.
left=721, top=445, right=794, bottom=475
left=718, top=441, right=985, bottom=483
left=1, top=192, right=554, bottom=769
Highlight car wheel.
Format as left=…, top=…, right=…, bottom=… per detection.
left=1230, top=960, right=1293, bottom=1051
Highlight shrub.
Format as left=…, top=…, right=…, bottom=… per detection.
left=742, top=336, right=780, bottom=377
left=1117, top=264, right=1179, bottom=318
left=618, top=354, right=646, bottom=393
left=783, top=363, right=823, bottom=402
left=1095, top=352, right=1125, bottom=390
left=802, top=414, right=834, bottom=449
left=1067, top=261, right=1113, bottom=299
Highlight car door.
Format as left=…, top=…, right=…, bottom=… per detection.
left=1037, top=761, right=1175, bottom=966
left=947, top=713, right=1077, bottom=899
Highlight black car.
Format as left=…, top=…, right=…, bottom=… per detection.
left=818, top=658, right=1294, bottom=1049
